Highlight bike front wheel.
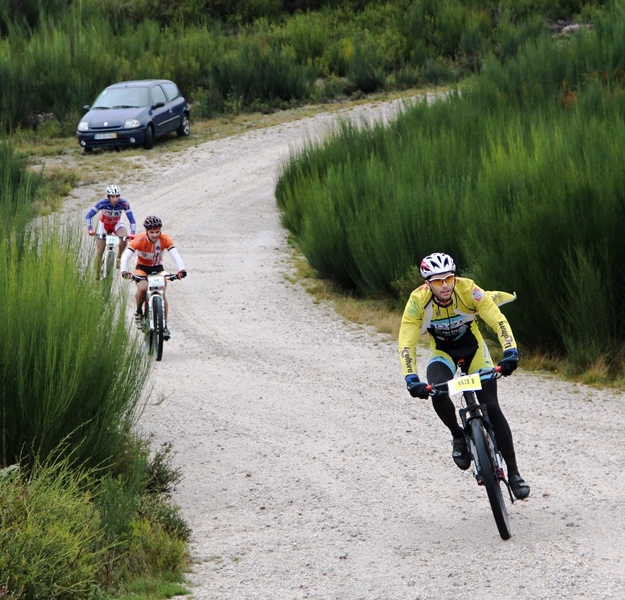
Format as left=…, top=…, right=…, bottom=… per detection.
left=143, top=299, right=154, bottom=355
left=470, top=418, right=511, bottom=540
left=152, top=295, right=164, bottom=361
left=102, top=249, right=116, bottom=279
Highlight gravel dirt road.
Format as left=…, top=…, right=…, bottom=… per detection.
left=68, top=99, right=625, bottom=599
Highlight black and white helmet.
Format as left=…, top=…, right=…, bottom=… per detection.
left=419, top=253, right=456, bottom=279
left=106, top=184, right=121, bottom=196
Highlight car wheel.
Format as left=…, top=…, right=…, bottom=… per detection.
left=143, top=125, right=154, bottom=150
left=177, top=113, right=190, bottom=137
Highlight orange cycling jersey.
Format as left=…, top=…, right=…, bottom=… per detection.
left=129, top=232, right=175, bottom=267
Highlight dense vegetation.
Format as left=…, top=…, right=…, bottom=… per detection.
left=276, top=0, right=625, bottom=376
left=0, top=145, right=190, bottom=597
left=0, top=0, right=606, bottom=133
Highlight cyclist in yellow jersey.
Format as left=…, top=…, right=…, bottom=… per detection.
left=398, top=252, right=530, bottom=500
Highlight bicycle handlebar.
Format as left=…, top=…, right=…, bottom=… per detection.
left=425, top=366, right=502, bottom=395
left=131, top=273, right=178, bottom=282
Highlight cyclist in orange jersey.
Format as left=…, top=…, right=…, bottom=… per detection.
left=120, top=215, right=187, bottom=340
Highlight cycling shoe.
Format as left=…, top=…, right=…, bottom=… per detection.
left=509, top=473, right=530, bottom=499
left=452, top=437, right=471, bottom=470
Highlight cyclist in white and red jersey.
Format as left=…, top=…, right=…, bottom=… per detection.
left=398, top=252, right=530, bottom=500
left=85, top=184, right=136, bottom=276
left=120, top=215, right=187, bottom=340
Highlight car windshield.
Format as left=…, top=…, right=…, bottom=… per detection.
left=91, top=87, right=149, bottom=109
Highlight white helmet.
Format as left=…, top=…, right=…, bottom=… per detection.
left=419, top=253, right=456, bottom=279
left=106, top=184, right=121, bottom=196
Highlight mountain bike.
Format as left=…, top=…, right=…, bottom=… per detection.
left=427, top=364, right=515, bottom=540
left=98, top=233, right=125, bottom=280
left=132, top=273, right=177, bottom=361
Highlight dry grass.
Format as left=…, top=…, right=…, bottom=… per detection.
left=290, top=252, right=403, bottom=339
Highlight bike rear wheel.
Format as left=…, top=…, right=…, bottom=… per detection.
left=470, top=417, right=511, bottom=540
left=152, top=295, right=164, bottom=361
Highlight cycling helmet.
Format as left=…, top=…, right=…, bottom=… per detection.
left=419, top=253, right=456, bottom=279
left=106, top=184, right=121, bottom=196
left=143, top=215, right=162, bottom=230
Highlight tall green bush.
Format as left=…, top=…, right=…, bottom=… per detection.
left=461, top=105, right=625, bottom=362
left=0, top=226, right=150, bottom=470
left=0, top=459, right=107, bottom=600
left=211, top=38, right=316, bottom=109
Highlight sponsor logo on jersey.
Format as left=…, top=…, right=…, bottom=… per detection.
left=472, top=287, right=484, bottom=301
left=401, top=348, right=413, bottom=373
left=498, top=321, right=513, bottom=348
left=407, top=300, right=420, bottom=316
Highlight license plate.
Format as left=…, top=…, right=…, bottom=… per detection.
left=94, top=132, right=117, bottom=140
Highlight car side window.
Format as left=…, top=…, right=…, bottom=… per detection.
left=162, top=82, right=180, bottom=101
left=152, top=85, right=167, bottom=106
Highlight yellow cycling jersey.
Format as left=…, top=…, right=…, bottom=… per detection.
left=399, top=277, right=517, bottom=377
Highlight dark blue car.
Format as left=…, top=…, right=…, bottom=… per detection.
left=77, top=79, right=190, bottom=152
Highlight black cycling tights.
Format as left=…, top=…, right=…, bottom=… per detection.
left=426, top=361, right=519, bottom=475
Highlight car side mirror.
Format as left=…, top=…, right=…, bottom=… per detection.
left=152, top=102, right=165, bottom=109
left=83, top=105, right=90, bottom=111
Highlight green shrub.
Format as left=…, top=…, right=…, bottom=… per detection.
left=121, top=519, right=187, bottom=579
left=286, top=11, right=328, bottom=65
left=0, top=225, right=150, bottom=471
left=0, top=460, right=107, bottom=600
left=347, top=36, right=386, bottom=93
left=0, top=142, right=42, bottom=233
left=211, top=39, right=316, bottom=108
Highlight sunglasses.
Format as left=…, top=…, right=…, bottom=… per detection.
left=429, top=275, right=455, bottom=287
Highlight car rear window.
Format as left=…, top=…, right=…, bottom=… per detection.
left=162, top=82, right=180, bottom=101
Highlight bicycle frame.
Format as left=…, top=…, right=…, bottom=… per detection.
left=97, top=233, right=125, bottom=280
left=427, top=366, right=514, bottom=540
left=132, top=272, right=176, bottom=361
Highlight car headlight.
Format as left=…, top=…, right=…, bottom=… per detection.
left=123, top=119, right=141, bottom=129
left=77, top=121, right=89, bottom=132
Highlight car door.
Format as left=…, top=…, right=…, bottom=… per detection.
left=150, top=84, right=174, bottom=137
left=162, top=81, right=184, bottom=131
